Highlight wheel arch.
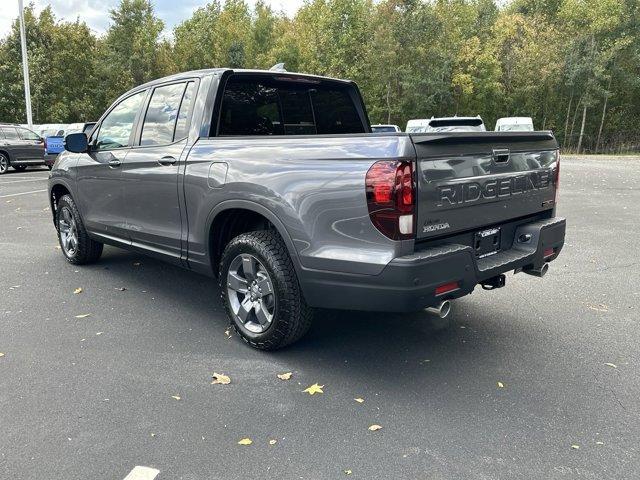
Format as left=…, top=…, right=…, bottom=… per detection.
left=205, top=200, right=302, bottom=278
left=49, top=181, right=73, bottom=225
left=0, top=149, right=12, bottom=164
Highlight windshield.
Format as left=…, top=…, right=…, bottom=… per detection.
left=499, top=124, right=534, bottom=132
left=371, top=126, right=397, bottom=133
left=427, top=124, right=486, bottom=132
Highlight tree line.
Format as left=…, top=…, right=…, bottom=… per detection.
left=0, top=0, right=638, bottom=153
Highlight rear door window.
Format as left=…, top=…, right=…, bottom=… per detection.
left=218, top=76, right=365, bottom=136
left=140, top=82, right=187, bottom=146
left=174, top=81, right=197, bottom=141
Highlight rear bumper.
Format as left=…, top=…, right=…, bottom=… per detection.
left=301, top=217, right=566, bottom=312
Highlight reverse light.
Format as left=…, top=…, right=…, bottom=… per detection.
left=365, top=160, right=415, bottom=240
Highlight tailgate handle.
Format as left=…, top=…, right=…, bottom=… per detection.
left=492, top=148, right=510, bottom=164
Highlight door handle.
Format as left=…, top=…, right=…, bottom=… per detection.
left=158, top=156, right=177, bottom=166
left=108, top=159, right=121, bottom=168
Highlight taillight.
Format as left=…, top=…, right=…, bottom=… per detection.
left=365, top=160, right=415, bottom=240
left=554, top=151, right=560, bottom=204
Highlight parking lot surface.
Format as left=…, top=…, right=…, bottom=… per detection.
left=1, top=157, right=639, bottom=479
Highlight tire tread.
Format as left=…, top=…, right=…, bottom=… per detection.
left=219, top=230, right=312, bottom=350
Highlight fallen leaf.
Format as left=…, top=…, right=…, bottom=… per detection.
left=0, top=353, right=5, bottom=357
left=571, top=444, right=580, bottom=450
left=368, top=424, right=382, bottom=431
left=115, top=287, right=127, bottom=291
left=74, top=288, right=83, bottom=294
left=237, top=438, right=253, bottom=446
left=303, top=383, right=324, bottom=395
left=269, top=439, right=277, bottom=445
left=75, top=314, right=91, bottom=319
left=497, top=382, right=505, bottom=388
left=55, top=246, right=61, bottom=250
left=171, top=395, right=181, bottom=401
left=604, top=363, right=617, bottom=369
left=344, top=470, right=352, bottom=475
left=277, top=372, right=293, bottom=380
left=96, top=332, right=103, bottom=336
left=354, top=398, right=364, bottom=403
left=211, top=372, right=231, bottom=385
left=587, top=303, right=608, bottom=312
left=596, top=441, right=604, bottom=445
left=151, top=433, right=156, bottom=438
left=224, top=328, right=232, bottom=339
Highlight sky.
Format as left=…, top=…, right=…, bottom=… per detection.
left=0, top=0, right=305, bottom=38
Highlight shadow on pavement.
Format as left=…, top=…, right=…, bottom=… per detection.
left=86, top=245, right=539, bottom=394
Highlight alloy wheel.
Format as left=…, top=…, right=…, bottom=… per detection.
left=58, top=207, right=78, bottom=256
left=226, top=253, right=276, bottom=334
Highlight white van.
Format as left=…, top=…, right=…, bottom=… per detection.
left=495, top=117, right=534, bottom=132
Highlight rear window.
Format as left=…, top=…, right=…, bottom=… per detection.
left=427, top=118, right=485, bottom=133
left=218, top=75, right=365, bottom=136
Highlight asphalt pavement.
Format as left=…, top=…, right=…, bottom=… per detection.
left=0, top=157, right=638, bottom=479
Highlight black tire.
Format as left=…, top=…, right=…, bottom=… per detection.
left=219, top=230, right=313, bottom=350
left=0, top=153, right=9, bottom=174
left=55, top=194, right=103, bottom=264
left=12, top=165, right=27, bottom=172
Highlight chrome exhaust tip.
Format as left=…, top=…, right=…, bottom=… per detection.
left=524, top=262, right=549, bottom=277
left=424, top=300, right=451, bottom=319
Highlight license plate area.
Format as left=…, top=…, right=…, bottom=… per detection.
left=474, top=227, right=501, bottom=258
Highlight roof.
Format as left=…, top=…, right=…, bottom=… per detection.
left=134, top=68, right=353, bottom=91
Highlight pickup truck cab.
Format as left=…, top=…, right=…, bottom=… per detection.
left=50, top=68, right=565, bottom=349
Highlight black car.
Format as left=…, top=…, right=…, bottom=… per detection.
left=0, top=123, right=46, bottom=174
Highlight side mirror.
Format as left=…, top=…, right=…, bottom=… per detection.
left=64, top=132, right=89, bottom=153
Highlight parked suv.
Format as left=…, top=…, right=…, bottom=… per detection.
left=0, top=123, right=46, bottom=174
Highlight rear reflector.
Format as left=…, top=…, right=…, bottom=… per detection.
left=543, top=247, right=554, bottom=258
left=435, top=281, right=459, bottom=296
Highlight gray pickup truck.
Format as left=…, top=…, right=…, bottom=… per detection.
left=49, top=68, right=565, bottom=349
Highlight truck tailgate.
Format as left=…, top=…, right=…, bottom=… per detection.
left=411, top=132, right=559, bottom=241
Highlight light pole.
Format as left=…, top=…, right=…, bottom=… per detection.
left=18, top=0, right=33, bottom=127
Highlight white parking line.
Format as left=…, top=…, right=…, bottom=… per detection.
left=123, top=466, right=160, bottom=480
left=0, top=178, right=48, bottom=184
left=0, top=189, right=47, bottom=198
